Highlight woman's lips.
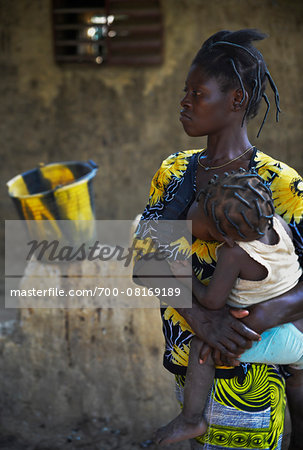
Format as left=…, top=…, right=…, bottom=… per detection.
left=180, top=111, right=191, bottom=121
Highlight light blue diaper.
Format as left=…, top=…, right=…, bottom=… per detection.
left=239, top=323, right=303, bottom=369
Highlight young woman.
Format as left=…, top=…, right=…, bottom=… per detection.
left=133, top=29, right=303, bottom=449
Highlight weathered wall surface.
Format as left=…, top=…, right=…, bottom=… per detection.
left=0, top=0, right=302, bottom=446
left=1, top=0, right=303, bottom=222
left=1, top=257, right=183, bottom=448
left=0, top=299, right=177, bottom=447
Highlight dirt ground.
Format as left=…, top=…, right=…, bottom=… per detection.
left=0, top=416, right=192, bottom=450
left=0, top=416, right=291, bottom=450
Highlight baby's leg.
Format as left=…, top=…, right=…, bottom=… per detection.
left=154, top=336, right=214, bottom=446
left=238, top=323, right=303, bottom=365
left=238, top=321, right=303, bottom=450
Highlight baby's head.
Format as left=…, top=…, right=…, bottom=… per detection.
left=196, top=168, right=274, bottom=245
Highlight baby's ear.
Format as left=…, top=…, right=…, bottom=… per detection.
left=223, top=236, right=235, bottom=248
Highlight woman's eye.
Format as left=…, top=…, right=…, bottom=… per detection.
left=182, top=88, right=202, bottom=97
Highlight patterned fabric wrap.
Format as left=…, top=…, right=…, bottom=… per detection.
left=133, top=148, right=303, bottom=449
left=175, top=363, right=286, bottom=449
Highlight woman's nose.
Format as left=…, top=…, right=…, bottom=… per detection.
left=180, top=92, right=191, bottom=108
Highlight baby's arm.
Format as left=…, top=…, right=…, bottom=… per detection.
left=169, top=260, right=214, bottom=303
left=171, top=245, right=245, bottom=310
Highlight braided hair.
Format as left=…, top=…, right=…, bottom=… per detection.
left=192, top=29, right=280, bottom=137
left=196, top=168, right=274, bottom=240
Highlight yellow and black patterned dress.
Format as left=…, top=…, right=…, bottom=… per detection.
left=134, top=148, right=303, bottom=449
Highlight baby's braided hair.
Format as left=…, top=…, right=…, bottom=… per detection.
left=192, top=29, right=280, bottom=137
left=196, top=168, right=274, bottom=240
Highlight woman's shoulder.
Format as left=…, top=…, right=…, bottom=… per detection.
left=147, top=149, right=202, bottom=208
left=151, top=149, right=202, bottom=190
left=254, top=149, right=302, bottom=179
left=160, top=149, right=202, bottom=167
left=254, top=149, right=303, bottom=225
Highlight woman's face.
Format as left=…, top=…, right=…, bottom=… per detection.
left=180, top=64, right=235, bottom=137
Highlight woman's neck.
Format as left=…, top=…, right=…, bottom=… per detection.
left=205, top=128, right=251, bottom=162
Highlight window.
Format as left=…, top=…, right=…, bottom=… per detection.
left=52, top=0, right=163, bottom=65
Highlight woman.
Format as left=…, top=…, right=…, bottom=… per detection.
left=133, top=29, right=303, bottom=449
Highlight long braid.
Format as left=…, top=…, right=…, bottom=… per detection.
left=192, top=29, right=280, bottom=136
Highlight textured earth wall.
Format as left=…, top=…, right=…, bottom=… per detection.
left=1, top=0, right=303, bottom=222
left=0, top=0, right=301, bottom=447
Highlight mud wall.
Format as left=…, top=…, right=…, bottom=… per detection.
left=1, top=0, right=303, bottom=222
left=0, top=0, right=302, bottom=445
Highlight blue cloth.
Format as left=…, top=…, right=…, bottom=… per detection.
left=239, top=323, right=303, bottom=369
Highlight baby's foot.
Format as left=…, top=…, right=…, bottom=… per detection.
left=153, top=412, right=207, bottom=446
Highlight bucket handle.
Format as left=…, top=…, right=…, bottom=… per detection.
left=88, top=160, right=98, bottom=170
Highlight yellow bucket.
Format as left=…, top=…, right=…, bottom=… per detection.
left=7, top=160, right=98, bottom=244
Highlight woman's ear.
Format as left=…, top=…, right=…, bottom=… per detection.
left=232, top=88, right=248, bottom=111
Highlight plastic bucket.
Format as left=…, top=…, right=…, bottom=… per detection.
left=7, top=160, right=98, bottom=245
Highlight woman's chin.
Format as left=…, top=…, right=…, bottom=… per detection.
left=181, top=125, right=201, bottom=137
left=180, top=123, right=205, bottom=137
left=186, top=131, right=204, bottom=138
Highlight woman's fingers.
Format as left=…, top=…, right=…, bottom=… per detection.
left=228, top=308, right=259, bottom=341
left=184, top=304, right=259, bottom=356
left=212, top=348, right=241, bottom=367
left=213, top=349, right=224, bottom=366
left=220, top=337, right=242, bottom=355
left=214, top=343, right=238, bottom=360
left=222, top=356, right=241, bottom=367
left=223, top=327, right=254, bottom=352
left=199, top=343, right=212, bottom=364
left=197, top=339, right=240, bottom=367
left=231, top=319, right=261, bottom=342
left=225, top=332, right=248, bottom=350
left=230, top=309, right=249, bottom=319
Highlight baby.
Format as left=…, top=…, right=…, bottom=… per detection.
left=154, top=168, right=303, bottom=445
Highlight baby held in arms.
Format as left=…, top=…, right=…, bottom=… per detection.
left=154, top=169, right=303, bottom=445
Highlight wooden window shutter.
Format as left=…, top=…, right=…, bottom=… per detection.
left=52, top=0, right=164, bottom=65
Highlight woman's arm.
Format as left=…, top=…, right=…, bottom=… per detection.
left=239, top=160, right=303, bottom=333
left=232, top=281, right=303, bottom=334
left=134, top=256, right=260, bottom=360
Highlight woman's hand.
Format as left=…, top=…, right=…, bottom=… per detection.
left=199, top=342, right=241, bottom=367
left=230, top=281, right=303, bottom=334
left=177, top=300, right=261, bottom=362
left=230, top=305, right=268, bottom=335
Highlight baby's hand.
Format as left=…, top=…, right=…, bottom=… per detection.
left=169, top=260, right=192, bottom=278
